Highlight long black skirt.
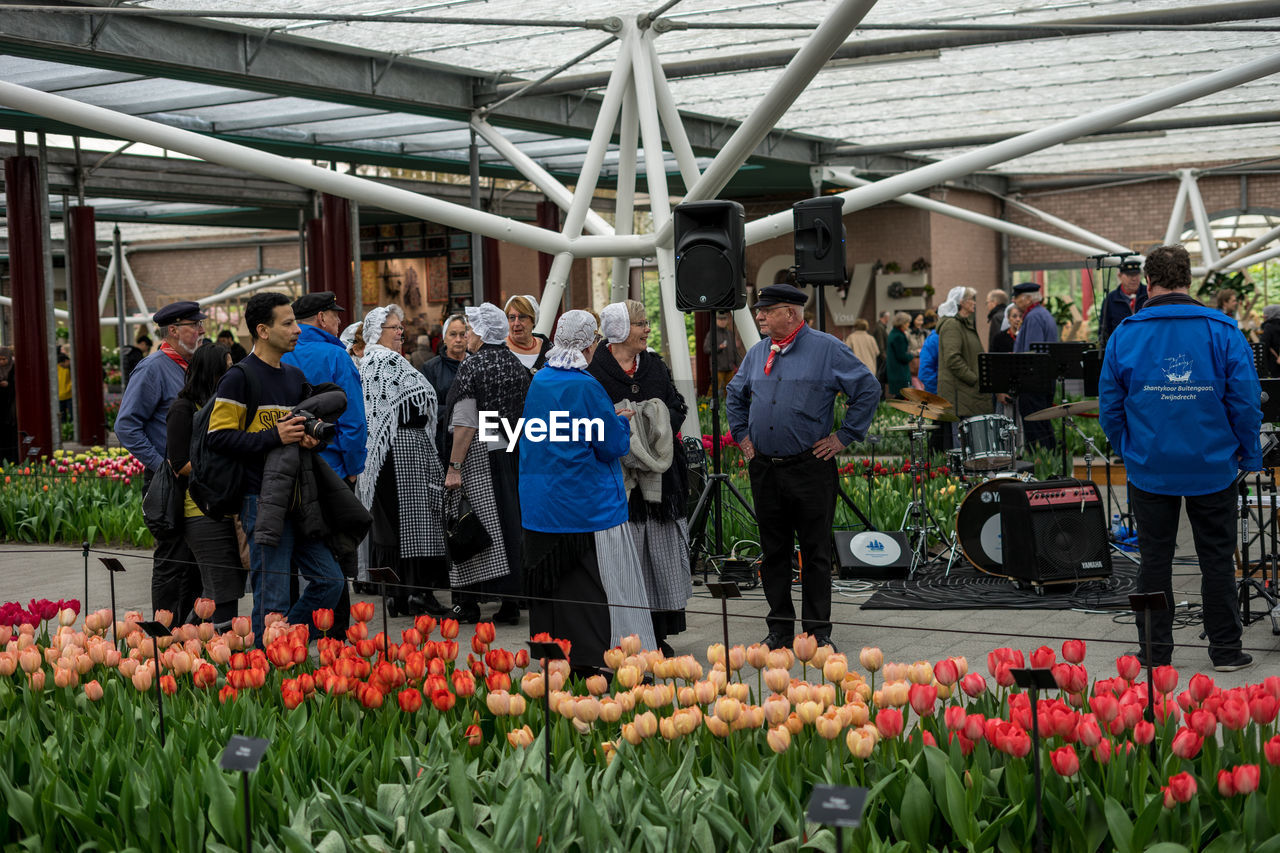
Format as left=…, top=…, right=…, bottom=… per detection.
left=370, top=453, right=448, bottom=601
left=525, top=530, right=610, bottom=676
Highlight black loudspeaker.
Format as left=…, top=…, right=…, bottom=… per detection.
left=792, top=196, right=847, bottom=287
left=834, top=530, right=911, bottom=580
left=674, top=200, right=746, bottom=312
left=998, top=479, right=1112, bottom=585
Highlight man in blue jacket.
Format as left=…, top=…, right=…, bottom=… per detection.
left=1100, top=244, right=1261, bottom=672
left=281, top=291, right=366, bottom=633
left=1098, top=257, right=1147, bottom=350
left=1012, top=281, right=1059, bottom=450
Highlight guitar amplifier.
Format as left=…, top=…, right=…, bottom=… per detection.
left=998, top=479, right=1111, bottom=585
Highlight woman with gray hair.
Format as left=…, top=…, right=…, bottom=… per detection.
left=589, top=300, right=691, bottom=656
left=521, top=310, right=656, bottom=673
left=935, top=286, right=990, bottom=418
left=442, top=302, right=530, bottom=624
left=358, top=304, right=448, bottom=617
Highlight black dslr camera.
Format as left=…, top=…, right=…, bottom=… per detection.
left=291, top=409, right=336, bottom=444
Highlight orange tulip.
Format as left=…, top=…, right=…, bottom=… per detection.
left=431, top=688, right=456, bottom=712
left=350, top=601, right=375, bottom=623
left=823, top=654, right=849, bottom=684
left=859, top=646, right=884, bottom=673
left=397, top=688, right=424, bottom=713
left=312, top=609, right=334, bottom=632
left=131, top=666, right=154, bottom=692
left=464, top=724, right=482, bottom=746
left=84, top=679, right=104, bottom=701
left=230, top=617, right=251, bottom=638
left=792, top=634, right=818, bottom=664
left=506, top=725, right=534, bottom=748
left=194, top=598, right=216, bottom=621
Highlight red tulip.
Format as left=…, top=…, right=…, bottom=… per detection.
left=994, top=723, right=1031, bottom=758
left=1060, top=639, right=1086, bottom=665
left=1115, top=655, right=1141, bottom=682
left=1170, top=727, right=1204, bottom=759
left=1030, top=646, right=1056, bottom=669
left=514, top=649, right=530, bottom=669
left=993, top=663, right=1015, bottom=689
left=1187, top=708, right=1218, bottom=738
left=358, top=684, right=385, bottom=709
left=475, top=622, right=496, bottom=644
left=485, top=670, right=511, bottom=692
left=875, top=708, right=904, bottom=739
left=1217, top=769, right=1236, bottom=797
left=439, top=640, right=459, bottom=662
left=1132, top=720, right=1155, bottom=745
left=193, top=663, right=218, bottom=689
left=1152, top=665, right=1179, bottom=695
left=431, top=687, right=457, bottom=712
left=464, top=724, right=482, bottom=746
left=451, top=669, right=476, bottom=697
left=1089, top=693, right=1119, bottom=723
left=350, top=601, right=375, bottom=623
left=1218, top=698, right=1249, bottom=731
left=1163, top=772, right=1197, bottom=806
left=282, top=687, right=305, bottom=710
left=908, top=683, right=937, bottom=717
left=963, top=713, right=985, bottom=741
left=1233, top=764, right=1261, bottom=795
left=218, top=684, right=238, bottom=704
left=439, top=618, right=459, bottom=640
left=1092, top=738, right=1113, bottom=764
left=1049, top=746, right=1079, bottom=777
left=312, top=609, right=334, bottom=632
left=397, top=688, right=424, bottom=713
left=1249, top=693, right=1280, bottom=725
left=944, top=706, right=966, bottom=732
left=1188, top=673, right=1215, bottom=703
left=959, top=673, right=988, bottom=698
left=933, top=658, right=959, bottom=686
left=470, top=635, right=489, bottom=656
left=485, top=648, right=515, bottom=674
left=1075, top=716, right=1103, bottom=748
left=414, top=614, right=437, bottom=637
left=1265, top=735, right=1280, bottom=766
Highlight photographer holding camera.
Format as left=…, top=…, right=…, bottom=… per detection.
left=207, top=292, right=353, bottom=643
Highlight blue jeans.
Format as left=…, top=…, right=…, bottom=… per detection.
left=240, top=494, right=345, bottom=644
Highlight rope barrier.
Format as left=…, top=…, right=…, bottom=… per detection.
left=5, top=543, right=1275, bottom=657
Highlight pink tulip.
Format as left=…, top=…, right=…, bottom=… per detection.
left=960, top=673, right=988, bottom=698
left=1115, top=655, right=1141, bottom=682
left=1152, top=665, right=1179, bottom=695
left=1188, top=673, right=1215, bottom=703
left=1233, top=764, right=1260, bottom=795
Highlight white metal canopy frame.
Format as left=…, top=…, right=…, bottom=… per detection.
left=3, top=0, right=1280, bottom=434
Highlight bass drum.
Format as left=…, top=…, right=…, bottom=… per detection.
left=955, top=477, right=1022, bottom=577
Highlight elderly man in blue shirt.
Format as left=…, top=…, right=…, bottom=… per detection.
left=115, top=300, right=204, bottom=619
left=1011, top=281, right=1060, bottom=450
left=280, top=291, right=366, bottom=633
left=726, top=284, right=881, bottom=652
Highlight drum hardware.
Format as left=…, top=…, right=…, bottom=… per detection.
left=1023, top=400, right=1100, bottom=422
left=1237, top=430, right=1280, bottom=634
left=895, top=413, right=959, bottom=577
left=886, top=423, right=939, bottom=432
left=901, top=388, right=954, bottom=409
left=887, top=399, right=959, bottom=423
left=1030, top=342, right=1097, bottom=479
left=1058, top=413, right=1137, bottom=566
left=957, top=414, right=1017, bottom=471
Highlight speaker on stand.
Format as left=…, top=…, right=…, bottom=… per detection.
left=674, top=200, right=746, bottom=312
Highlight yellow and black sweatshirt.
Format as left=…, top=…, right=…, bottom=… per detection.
left=206, top=353, right=308, bottom=496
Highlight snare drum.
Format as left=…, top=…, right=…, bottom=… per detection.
left=958, top=414, right=1015, bottom=471
left=955, top=477, right=1020, bottom=576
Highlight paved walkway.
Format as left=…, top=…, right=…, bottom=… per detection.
left=2, top=499, right=1276, bottom=691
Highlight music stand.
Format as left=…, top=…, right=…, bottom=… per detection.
left=978, top=353, right=1056, bottom=466
left=1252, top=343, right=1269, bottom=377
left=1032, top=341, right=1094, bottom=477
left=1081, top=349, right=1102, bottom=398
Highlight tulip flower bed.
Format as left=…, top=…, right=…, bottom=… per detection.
left=0, top=449, right=152, bottom=548
left=3, top=599, right=1279, bottom=852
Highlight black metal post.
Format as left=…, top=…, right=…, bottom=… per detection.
left=242, top=771, right=253, bottom=853
left=108, top=571, right=118, bottom=650
left=541, top=657, right=552, bottom=784
left=836, top=826, right=844, bottom=852
left=709, top=319, right=724, bottom=556
left=1028, top=687, right=1045, bottom=853
left=379, top=581, right=390, bottom=656
left=153, top=652, right=166, bottom=747
left=720, top=595, right=730, bottom=662
left=81, top=540, right=89, bottom=613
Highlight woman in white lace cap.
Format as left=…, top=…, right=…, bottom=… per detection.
left=588, top=300, right=691, bottom=657
left=520, top=310, right=657, bottom=676
left=357, top=305, right=448, bottom=617
left=934, top=286, right=990, bottom=419
left=340, top=321, right=365, bottom=368
left=504, top=294, right=553, bottom=374
left=442, top=302, right=530, bottom=625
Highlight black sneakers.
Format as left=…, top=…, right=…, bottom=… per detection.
left=814, top=634, right=838, bottom=653
left=1213, top=652, right=1253, bottom=673
left=762, top=631, right=791, bottom=651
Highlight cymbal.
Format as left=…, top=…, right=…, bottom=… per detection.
left=1023, top=399, right=1100, bottom=422
left=901, top=388, right=953, bottom=409
left=887, top=399, right=960, bottom=422
left=885, top=423, right=939, bottom=432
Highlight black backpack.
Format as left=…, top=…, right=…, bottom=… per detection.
left=188, top=363, right=261, bottom=520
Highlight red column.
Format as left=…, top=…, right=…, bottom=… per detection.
left=67, top=206, right=105, bottom=445
left=4, top=156, right=53, bottom=458
left=482, top=236, right=502, bottom=306
left=321, top=194, right=353, bottom=311
left=304, top=218, right=327, bottom=293
left=536, top=200, right=559, bottom=286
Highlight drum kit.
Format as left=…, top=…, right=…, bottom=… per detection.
left=888, top=388, right=1101, bottom=580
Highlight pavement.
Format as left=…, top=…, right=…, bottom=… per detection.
left=3, top=496, right=1276, bottom=691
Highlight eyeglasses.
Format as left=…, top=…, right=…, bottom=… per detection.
left=632, top=321, right=650, bottom=327
left=172, top=320, right=204, bottom=328
left=383, top=323, right=404, bottom=331
left=507, top=314, right=532, bottom=323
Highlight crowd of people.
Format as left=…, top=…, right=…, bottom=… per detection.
left=112, top=290, right=695, bottom=674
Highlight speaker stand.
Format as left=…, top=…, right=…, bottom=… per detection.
left=1065, top=415, right=1138, bottom=566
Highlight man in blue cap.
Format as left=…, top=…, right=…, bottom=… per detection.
left=726, top=283, right=880, bottom=653
left=1011, top=281, right=1059, bottom=450
left=115, top=300, right=205, bottom=619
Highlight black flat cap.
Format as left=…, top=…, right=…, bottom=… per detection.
left=1012, top=282, right=1041, bottom=295
left=754, top=283, right=808, bottom=309
left=152, top=301, right=206, bottom=326
left=1119, top=258, right=1143, bottom=274
left=292, top=291, right=345, bottom=320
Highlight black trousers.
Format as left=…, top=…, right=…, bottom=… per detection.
left=1018, top=392, right=1056, bottom=451
left=1130, top=482, right=1242, bottom=665
left=749, top=453, right=837, bottom=637
left=528, top=541, right=610, bottom=677
left=143, top=468, right=201, bottom=619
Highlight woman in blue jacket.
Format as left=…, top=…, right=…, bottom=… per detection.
left=520, top=311, right=657, bottom=674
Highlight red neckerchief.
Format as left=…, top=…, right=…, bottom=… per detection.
left=158, top=340, right=189, bottom=371
left=764, top=324, right=802, bottom=375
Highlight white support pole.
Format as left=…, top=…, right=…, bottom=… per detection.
left=611, top=88, right=640, bottom=302
left=824, top=169, right=1114, bottom=258
left=470, top=117, right=614, bottom=238
left=535, top=30, right=635, bottom=336
left=671, top=0, right=880, bottom=223
left=1226, top=242, right=1280, bottom=272
left=1213, top=222, right=1280, bottom=272
left=644, top=33, right=701, bottom=194
left=1001, top=196, right=1131, bottom=255
left=97, top=254, right=116, bottom=315
left=0, top=80, right=572, bottom=256
left=630, top=30, right=698, bottom=436
left=746, top=51, right=1280, bottom=245
left=1183, top=170, right=1221, bottom=267
left=95, top=268, right=304, bottom=325
left=0, top=294, right=67, bottom=321
left=1163, top=178, right=1190, bottom=246
left=120, top=253, right=150, bottom=318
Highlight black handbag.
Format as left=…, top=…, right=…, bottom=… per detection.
left=142, top=462, right=184, bottom=538
left=446, top=494, right=491, bottom=563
